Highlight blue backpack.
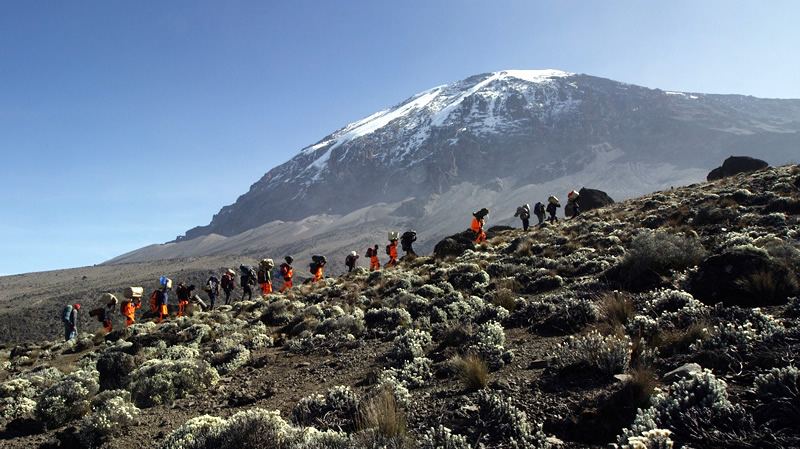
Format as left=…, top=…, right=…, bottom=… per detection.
left=61, top=305, right=73, bottom=323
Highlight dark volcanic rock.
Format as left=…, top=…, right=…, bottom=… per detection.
left=707, top=156, right=769, bottom=181
left=690, top=249, right=799, bottom=306
left=578, top=188, right=614, bottom=211
left=486, top=225, right=514, bottom=239
left=433, top=231, right=476, bottom=259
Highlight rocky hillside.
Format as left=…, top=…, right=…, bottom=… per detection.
left=1, top=165, right=798, bottom=449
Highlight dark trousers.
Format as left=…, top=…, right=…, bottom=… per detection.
left=521, top=217, right=529, bottom=231
left=223, top=288, right=233, bottom=305
left=536, top=213, right=544, bottom=224
left=208, top=292, right=217, bottom=309
left=242, top=285, right=253, bottom=301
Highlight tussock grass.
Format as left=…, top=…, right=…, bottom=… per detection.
left=653, top=321, right=709, bottom=354
left=736, top=270, right=799, bottom=305
left=450, top=353, right=488, bottom=391
left=491, top=288, right=518, bottom=312
left=357, top=388, right=407, bottom=438
left=598, top=292, right=635, bottom=329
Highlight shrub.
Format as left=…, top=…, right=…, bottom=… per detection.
left=557, top=330, right=631, bottom=375
left=161, top=408, right=351, bottom=449
left=754, top=366, right=799, bottom=402
left=736, top=269, right=800, bottom=305
left=382, top=357, right=433, bottom=389
left=450, top=353, right=488, bottom=391
left=213, top=344, right=251, bottom=375
left=365, top=307, right=412, bottom=331
left=621, top=429, right=674, bottom=449
left=468, top=321, right=512, bottom=370
left=619, top=369, right=734, bottom=445
left=611, top=231, right=705, bottom=288
left=130, top=358, right=219, bottom=407
left=389, top=329, right=432, bottom=364
left=474, top=391, right=548, bottom=448
left=292, top=385, right=360, bottom=431
left=419, top=425, right=471, bottom=449
left=96, top=351, right=136, bottom=391
left=78, top=389, right=140, bottom=446
left=34, top=368, right=99, bottom=429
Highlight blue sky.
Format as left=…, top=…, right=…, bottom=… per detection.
left=1, top=0, right=798, bottom=275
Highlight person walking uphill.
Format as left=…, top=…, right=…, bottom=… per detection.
left=62, top=303, right=80, bottom=341
left=221, top=269, right=236, bottom=305
left=566, top=190, right=581, bottom=219
left=279, top=257, right=294, bottom=292
left=154, top=279, right=171, bottom=323
left=120, top=287, right=143, bottom=326
left=176, top=282, right=191, bottom=317
left=258, top=259, right=274, bottom=295
left=533, top=202, right=546, bottom=225
left=204, top=275, right=220, bottom=310
left=240, top=265, right=257, bottom=301
left=514, top=204, right=531, bottom=231
left=310, top=255, right=327, bottom=283
left=400, top=230, right=417, bottom=257
left=345, top=251, right=359, bottom=273
left=546, top=196, right=560, bottom=223
left=366, top=244, right=380, bottom=271
left=386, top=232, right=399, bottom=268
left=102, top=294, right=118, bottom=333
left=471, top=208, right=489, bottom=243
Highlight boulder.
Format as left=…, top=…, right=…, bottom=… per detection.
left=433, top=231, right=476, bottom=259
left=577, top=188, right=614, bottom=211
left=663, top=363, right=702, bottom=383
left=486, top=225, right=514, bottom=239
left=690, top=249, right=799, bottom=307
left=706, top=156, right=768, bottom=181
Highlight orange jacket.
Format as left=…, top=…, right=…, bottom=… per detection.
left=121, top=300, right=141, bottom=318
left=312, top=266, right=324, bottom=282
left=280, top=263, right=294, bottom=280
left=471, top=217, right=484, bottom=233
left=388, top=241, right=398, bottom=259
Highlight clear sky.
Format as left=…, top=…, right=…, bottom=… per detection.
left=1, top=0, right=798, bottom=275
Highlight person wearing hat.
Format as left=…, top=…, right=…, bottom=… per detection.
left=345, top=251, right=359, bottom=273
left=62, top=303, right=81, bottom=341
left=279, top=256, right=294, bottom=292
left=471, top=208, right=489, bottom=243
left=102, top=294, right=118, bottom=333
left=221, top=268, right=236, bottom=305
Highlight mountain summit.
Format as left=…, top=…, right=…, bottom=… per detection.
left=179, top=69, right=800, bottom=242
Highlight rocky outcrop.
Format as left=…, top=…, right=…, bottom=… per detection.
left=690, top=249, right=799, bottom=307
left=577, top=188, right=614, bottom=212
left=433, top=231, right=476, bottom=259
left=707, top=156, right=769, bottom=181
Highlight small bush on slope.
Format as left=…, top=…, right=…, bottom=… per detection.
left=34, top=368, right=99, bottom=429
left=557, top=330, right=631, bottom=376
left=161, top=408, right=351, bottom=449
left=78, top=389, right=140, bottom=447
left=129, top=357, right=219, bottom=407
left=292, top=385, right=360, bottom=431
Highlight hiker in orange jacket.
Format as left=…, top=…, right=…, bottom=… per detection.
left=386, top=239, right=399, bottom=268
left=279, top=256, right=294, bottom=292
left=368, top=244, right=380, bottom=271
left=310, top=255, right=326, bottom=283
left=471, top=208, right=489, bottom=243
left=257, top=259, right=274, bottom=295
left=121, top=299, right=141, bottom=326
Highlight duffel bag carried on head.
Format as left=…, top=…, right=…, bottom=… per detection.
left=124, top=286, right=144, bottom=299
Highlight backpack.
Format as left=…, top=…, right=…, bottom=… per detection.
left=385, top=244, right=391, bottom=256
left=365, top=247, right=374, bottom=258
left=149, top=290, right=159, bottom=310
left=312, top=255, right=326, bottom=265
left=401, top=231, right=416, bottom=243
left=207, top=276, right=219, bottom=291
left=61, top=305, right=73, bottom=323
left=534, top=202, right=545, bottom=215
left=309, top=262, right=318, bottom=274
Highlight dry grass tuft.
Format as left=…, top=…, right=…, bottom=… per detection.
left=357, top=388, right=407, bottom=438
left=598, top=292, right=635, bottom=329
left=654, top=321, right=709, bottom=354
left=736, top=270, right=799, bottom=305
left=451, top=353, right=489, bottom=391
left=491, top=288, right=518, bottom=312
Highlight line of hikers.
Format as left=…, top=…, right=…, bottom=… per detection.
left=61, top=192, right=577, bottom=340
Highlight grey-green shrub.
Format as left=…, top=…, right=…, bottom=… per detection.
left=419, top=425, right=471, bottom=449
left=129, top=358, right=219, bottom=407
left=35, top=368, right=99, bottom=428
left=78, top=389, right=140, bottom=447
left=291, top=385, right=359, bottom=430
left=556, top=330, right=631, bottom=375
left=475, top=391, right=548, bottom=448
